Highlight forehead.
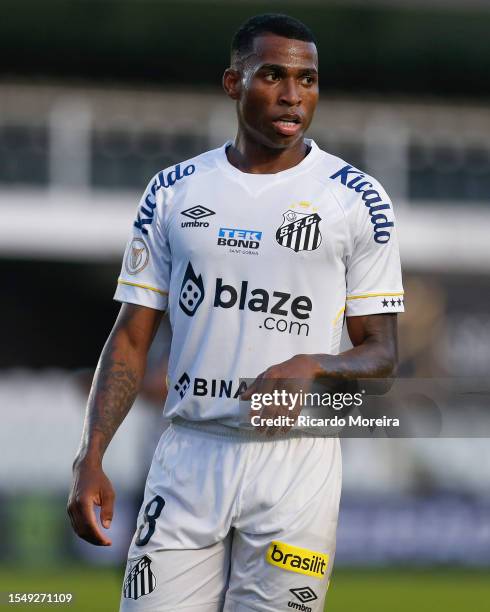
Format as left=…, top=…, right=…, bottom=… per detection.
left=247, top=34, right=318, bottom=69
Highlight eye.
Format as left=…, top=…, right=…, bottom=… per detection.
left=264, top=72, right=281, bottom=82
left=301, top=75, right=315, bottom=86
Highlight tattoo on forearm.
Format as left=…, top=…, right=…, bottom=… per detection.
left=91, top=361, right=138, bottom=434
left=73, top=304, right=161, bottom=466
left=82, top=351, right=141, bottom=457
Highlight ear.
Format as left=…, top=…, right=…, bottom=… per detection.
left=222, top=68, right=242, bottom=101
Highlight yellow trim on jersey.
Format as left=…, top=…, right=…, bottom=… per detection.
left=347, top=291, right=404, bottom=301
left=118, top=279, right=168, bottom=296
left=332, top=306, right=346, bottom=325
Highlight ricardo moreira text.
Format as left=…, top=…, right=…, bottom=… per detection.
left=249, top=390, right=364, bottom=411
left=248, top=390, right=403, bottom=430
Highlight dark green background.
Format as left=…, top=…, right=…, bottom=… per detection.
left=2, top=0, right=490, bottom=98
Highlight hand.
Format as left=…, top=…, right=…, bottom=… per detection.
left=67, top=459, right=115, bottom=546
left=241, top=354, right=321, bottom=436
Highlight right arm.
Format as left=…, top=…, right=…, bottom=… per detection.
left=67, top=303, right=163, bottom=545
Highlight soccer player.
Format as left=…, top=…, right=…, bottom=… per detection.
left=67, top=13, right=404, bottom=611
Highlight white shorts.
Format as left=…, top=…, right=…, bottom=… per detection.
left=120, top=422, right=342, bottom=612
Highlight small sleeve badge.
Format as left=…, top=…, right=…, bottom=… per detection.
left=125, top=238, right=150, bottom=275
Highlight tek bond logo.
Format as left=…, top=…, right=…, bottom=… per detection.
left=217, top=227, right=262, bottom=249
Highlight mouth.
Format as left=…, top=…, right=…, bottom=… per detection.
left=272, top=115, right=302, bottom=137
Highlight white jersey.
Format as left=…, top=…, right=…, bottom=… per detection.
left=114, top=140, right=404, bottom=425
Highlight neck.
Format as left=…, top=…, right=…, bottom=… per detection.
left=226, top=132, right=309, bottom=174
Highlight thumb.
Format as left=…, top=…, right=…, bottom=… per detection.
left=100, top=486, right=115, bottom=529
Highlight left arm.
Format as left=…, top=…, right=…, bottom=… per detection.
left=241, top=313, right=398, bottom=434
left=243, top=313, right=398, bottom=392
left=310, top=312, right=398, bottom=379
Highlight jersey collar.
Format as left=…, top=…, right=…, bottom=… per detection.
left=216, top=139, right=321, bottom=191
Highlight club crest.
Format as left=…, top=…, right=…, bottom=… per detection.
left=123, top=555, right=156, bottom=600
left=275, top=210, right=322, bottom=252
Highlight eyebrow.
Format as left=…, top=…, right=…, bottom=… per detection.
left=258, top=63, right=318, bottom=74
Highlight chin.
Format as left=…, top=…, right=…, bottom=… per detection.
left=243, top=122, right=304, bottom=150
left=264, top=131, right=305, bottom=149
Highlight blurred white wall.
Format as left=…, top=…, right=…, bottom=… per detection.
left=0, top=370, right=166, bottom=494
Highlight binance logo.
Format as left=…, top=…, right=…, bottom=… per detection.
left=174, top=372, right=191, bottom=399
left=266, top=541, right=328, bottom=579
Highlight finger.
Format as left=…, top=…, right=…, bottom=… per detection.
left=245, top=375, right=271, bottom=424
left=241, top=386, right=253, bottom=401
left=279, top=398, right=300, bottom=432
left=256, top=378, right=286, bottom=432
left=265, top=408, right=293, bottom=437
left=73, top=498, right=112, bottom=546
left=67, top=498, right=86, bottom=536
left=241, top=372, right=265, bottom=400
left=67, top=504, right=79, bottom=534
left=280, top=420, right=295, bottom=434
left=263, top=390, right=298, bottom=436
left=257, top=405, right=282, bottom=434
left=100, top=486, right=115, bottom=529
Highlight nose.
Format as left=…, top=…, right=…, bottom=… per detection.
left=278, top=77, right=301, bottom=106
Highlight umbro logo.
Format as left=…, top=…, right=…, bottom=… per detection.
left=181, top=205, right=215, bottom=228
left=181, top=205, right=215, bottom=220
left=289, top=586, right=318, bottom=606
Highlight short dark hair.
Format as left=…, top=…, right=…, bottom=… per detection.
left=231, top=13, right=317, bottom=64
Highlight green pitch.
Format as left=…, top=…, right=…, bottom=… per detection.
left=0, top=566, right=489, bottom=611
left=327, top=568, right=490, bottom=611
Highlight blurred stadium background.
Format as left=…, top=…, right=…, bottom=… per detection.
left=1, top=0, right=490, bottom=610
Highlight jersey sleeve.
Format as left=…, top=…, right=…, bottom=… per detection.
left=345, top=181, right=404, bottom=317
left=114, top=174, right=171, bottom=311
